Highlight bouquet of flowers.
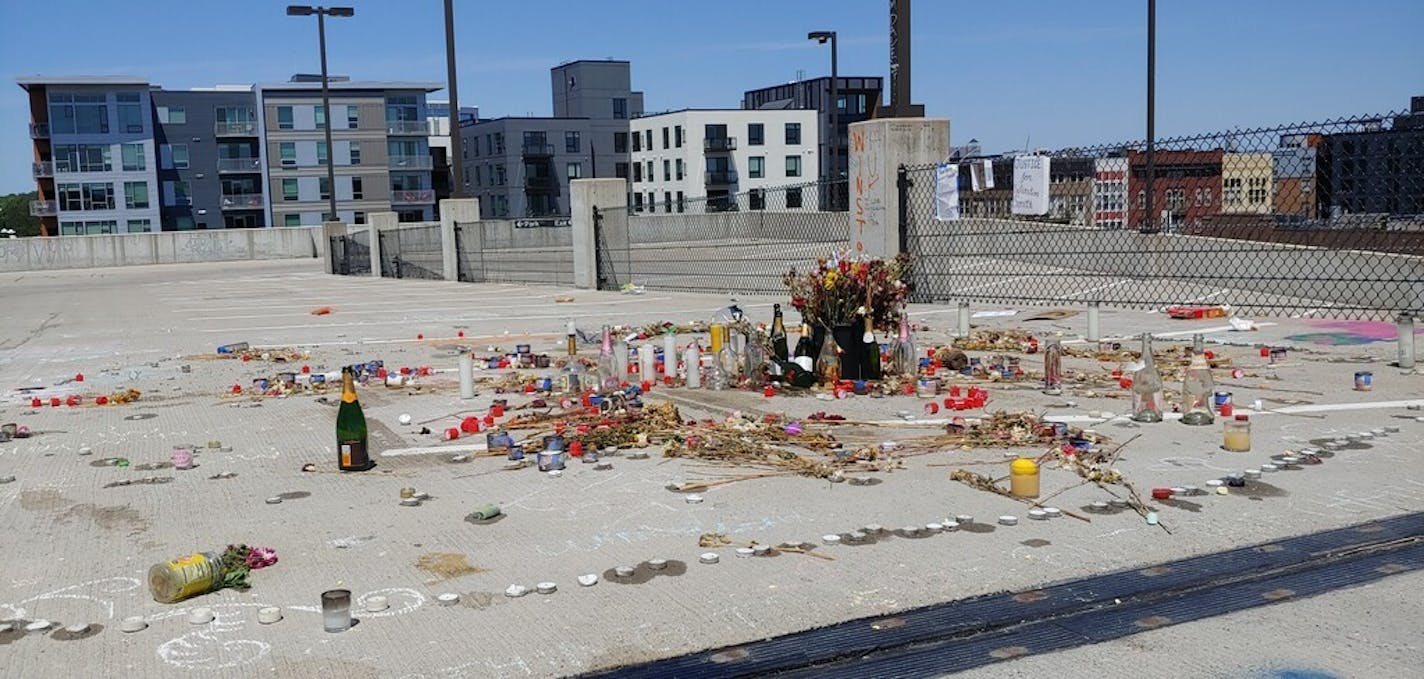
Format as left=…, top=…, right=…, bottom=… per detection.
left=783, top=250, right=913, bottom=331
left=216, top=544, right=279, bottom=591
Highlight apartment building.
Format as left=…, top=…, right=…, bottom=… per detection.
left=257, top=76, right=441, bottom=226
left=743, top=76, right=882, bottom=208
left=1273, top=133, right=1323, bottom=220
left=151, top=88, right=264, bottom=230
left=1220, top=152, right=1274, bottom=215
left=1321, top=97, right=1424, bottom=217
left=1127, top=150, right=1224, bottom=230
left=1093, top=157, right=1129, bottom=229
left=629, top=109, right=819, bottom=214
left=18, top=76, right=162, bottom=236
left=427, top=101, right=479, bottom=202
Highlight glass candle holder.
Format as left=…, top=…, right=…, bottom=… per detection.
left=322, top=589, right=352, bottom=633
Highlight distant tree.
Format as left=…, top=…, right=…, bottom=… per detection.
left=0, top=192, right=42, bottom=237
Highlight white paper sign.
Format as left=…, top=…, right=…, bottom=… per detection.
left=933, top=163, right=960, bottom=221
left=971, top=158, right=995, bottom=191
left=1012, top=155, right=1050, bottom=215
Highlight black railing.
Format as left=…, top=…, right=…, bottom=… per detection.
left=703, top=137, right=737, bottom=152
left=521, top=143, right=556, bottom=157
left=705, top=170, right=739, bottom=185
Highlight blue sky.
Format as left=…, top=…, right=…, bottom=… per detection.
left=2, top=0, right=1420, bottom=194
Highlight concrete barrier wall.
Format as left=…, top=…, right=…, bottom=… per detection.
left=0, top=227, right=324, bottom=273
left=911, top=218, right=1424, bottom=312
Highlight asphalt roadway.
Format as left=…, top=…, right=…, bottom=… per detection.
left=1, top=259, right=1420, bottom=678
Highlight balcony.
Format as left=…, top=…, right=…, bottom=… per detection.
left=30, top=200, right=57, bottom=216
left=220, top=194, right=265, bottom=210
left=521, top=143, right=555, bottom=158
left=391, top=189, right=436, bottom=205
left=524, top=176, right=558, bottom=191
left=32, top=161, right=53, bottom=178
left=705, top=170, right=739, bottom=185
left=389, top=155, right=433, bottom=170
left=30, top=123, right=49, bottom=139
left=214, top=121, right=258, bottom=136
left=217, top=157, right=263, bottom=173
left=387, top=120, right=429, bottom=135
left=704, top=137, right=737, bottom=153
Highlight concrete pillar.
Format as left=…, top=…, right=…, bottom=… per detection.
left=439, top=198, right=479, bottom=282
left=369, top=212, right=397, bottom=278
left=846, top=117, right=950, bottom=257
left=571, top=178, right=626, bottom=290
left=321, top=221, right=346, bottom=275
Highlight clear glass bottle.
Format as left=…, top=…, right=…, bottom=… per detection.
left=816, top=331, right=842, bottom=385
left=707, top=325, right=729, bottom=390
left=744, top=333, right=768, bottom=387
left=1181, top=351, right=1215, bottom=425
left=1042, top=340, right=1063, bottom=395
left=1132, top=333, right=1164, bottom=423
left=891, top=314, right=917, bottom=377
left=613, top=333, right=629, bottom=384
left=597, top=325, right=619, bottom=393
left=720, top=326, right=741, bottom=384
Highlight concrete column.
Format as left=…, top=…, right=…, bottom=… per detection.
left=439, top=198, right=479, bottom=282
left=369, top=212, right=397, bottom=278
left=571, top=178, right=626, bottom=290
left=321, top=221, right=346, bottom=275
left=846, top=117, right=950, bottom=257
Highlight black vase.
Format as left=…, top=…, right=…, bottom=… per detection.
left=812, top=324, right=882, bottom=381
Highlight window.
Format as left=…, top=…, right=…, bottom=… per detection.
left=1166, top=188, right=1186, bottom=212
left=567, top=162, right=583, bottom=179
left=54, top=145, right=113, bottom=173
left=319, top=177, right=331, bottom=201
left=172, top=144, right=189, bottom=169
left=494, top=133, right=504, bottom=153
left=612, top=98, right=627, bottom=119
left=316, top=141, right=328, bottom=166
left=662, top=127, right=670, bottom=149
left=749, top=156, right=765, bottom=179
left=1137, top=190, right=1146, bottom=209
left=57, top=184, right=83, bottom=211
left=353, top=211, right=365, bottom=225
left=280, top=142, right=297, bottom=167
left=615, top=162, right=629, bottom=179
left=786, top=186, right=803, bottom=209
left=348, top=141, right=361, bottom=165
left=632, top=132, right=641, bottom=152
left=49, top=92, right=108, bottom=134
left=646, top=161, right=653, bottom=182
left=174, top=181, right=191, bottom=206
left=664, top=191, right=672, bottom=212
left=647, top=192, right=656, bottom=213
left=285, top=214, right=302, bottom=227
left=118, top=92, right=144, bottom=133
left=282, top=178, right=298, bottom=201
left=126, top=219, right=152, bottom=233
left=785, top=155, right=801, bottom=177
left=351, top=176, right=364, bottom=200
left=277, top=106, right=294, bottom=130
left=124, top=181, right=149, bottom=209
left=565, top=131, right=581, bottom=153
left=676, top=191, right=685, bottom=213
left=165, top=107, right=186, bottom=124
left=314, top=105, right=326, bottom=130
left=495, top=165, right=506, bottom=185
left=633, top=192, right=644, bottom=211
left=121, top=144, right=145, bottom=171
left=644, top=130, right=653, bottom=150
left=675, top=125, right=683, bottom=148
left=633, top=163, right=643, bottom=183
left=748, top=123, right=764, bottom=146
left=614, top=132, right=628, bottom=154
left=1247, top=177, right=1268, bottom=205
left=675, top=159, right=684, bottom=180
left=174, top=215, right=194, bottom=230
left=785, top=123, right=801, bottom=145
left=347, top=105, right=359, bottom=129
left=663, top=160, right=671, bottom=181
left=1224, top=177, right=1242, bottom=204
left=749, top=188, right=766, bottom=210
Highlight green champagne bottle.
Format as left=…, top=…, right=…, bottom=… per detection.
left=337, top=367, right=374, bottom=471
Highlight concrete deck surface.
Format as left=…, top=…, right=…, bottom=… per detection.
left=1, top=260, right=1420, bottom=678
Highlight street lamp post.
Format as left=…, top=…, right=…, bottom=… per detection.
left=287, top=5, right=354, bottom=223
left=443, top=0, right=464, bottom=198
left=809, top=31, right=838, bottom=209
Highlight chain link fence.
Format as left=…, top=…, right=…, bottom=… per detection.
left=454, top=219, right=574, bottom=286
left=595, top=179, right=848, bottom=294
left=901, top=113, right=1424, bottom=319
left=377, top=224, right=444, bottom=280
left=329, top=229, right=370, bottom=276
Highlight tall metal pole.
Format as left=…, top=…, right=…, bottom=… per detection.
left=317, top=11, right=338, bottom=222
left=1144, top=0, right=1156, bottom=232
left=829, top=33, right=839, bottom=209
left=444, top=0, right=464, bottom=198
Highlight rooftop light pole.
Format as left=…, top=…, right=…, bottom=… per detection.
left=287, top=5, right=354, bottom=223
left=809, top=31, right=838, bottom=209
left=443, top=0, right=465, bottom=198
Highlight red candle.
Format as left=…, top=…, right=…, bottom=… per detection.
left=445, top=427, right=460, bottom=440
left=74, top=373, right=84, bottom=382
left=30, top=398, right=42, bottom=408
left=482, top=414, right=495, bottom=426
left=491, top=404, right=505, bottom=417
left=925, top=402, right=939, bottom=414
left=49, top=397, right=61, bottom=407
left=95, top=396, right=108, bottom=405
left=763, top=385, right=775, bottom=398
left=417, top=333, right=424, bottom=340
left=301, top=365, right=311, bottom=374
left=642, top=380, right=653, bottom=392
left=460, top=417, right=480, bottom=433
left=400, top=366, right=412, bottom=376
left=569, top=441, right=584, bottom=457
left=1259, top=345, right=1270, bottom=357
left=1151, top=488, right=1173, bottom=500
left=1119, top=377, right=1133, bottom=389
left=457, top=330, right=465, bottom=338
left=231, top=384, right=242, bottom=394
left=663, top=376, right=674, bottom=386
left=1203, top=351, right=1215, bottom=360
left=66, top=396, right=80, bottom=407
left=377, top=367, right=388, bottom=378
left=1220, top=402, right=1234, bottom=417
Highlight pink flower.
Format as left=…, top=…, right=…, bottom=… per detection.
left=245, top=546, right=279, bottom=569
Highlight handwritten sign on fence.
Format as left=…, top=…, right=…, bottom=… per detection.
left=1012, top=155, right=1050, bottom=215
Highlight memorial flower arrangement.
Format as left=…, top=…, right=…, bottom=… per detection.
left=216, top=544, right=279, bottom=591
left=784, top=250, right=913, bottom=330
